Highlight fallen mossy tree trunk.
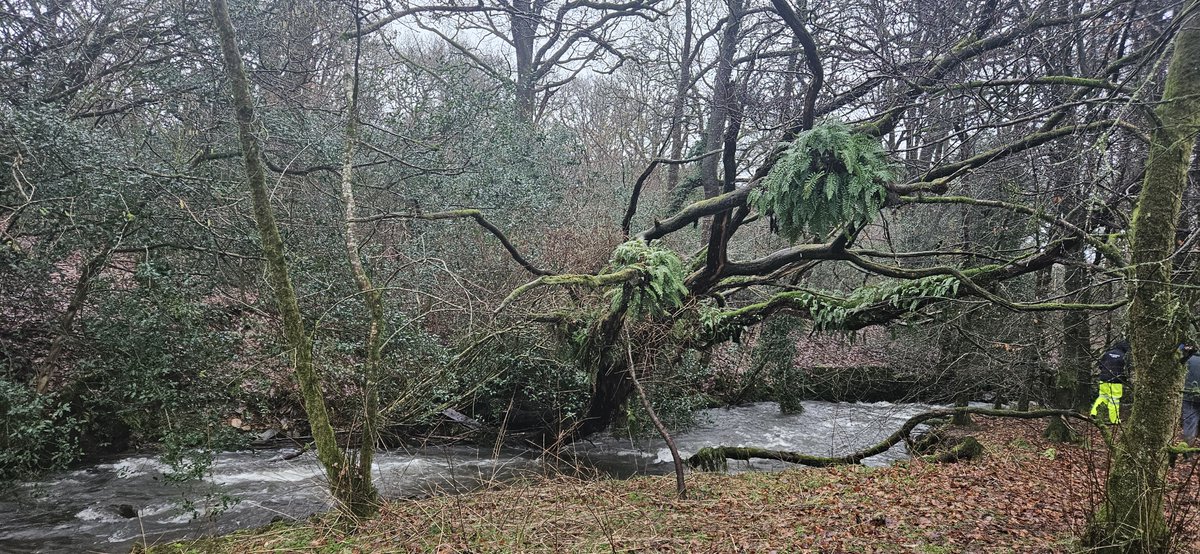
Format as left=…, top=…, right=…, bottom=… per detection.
left=688, top=407, right=1094, bottom=471
left=923, top=436, right=984, bottom=464
left=909, top=421, right=951, bottom=455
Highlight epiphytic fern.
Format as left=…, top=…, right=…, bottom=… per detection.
left=753, top=122, right=894, bottom=242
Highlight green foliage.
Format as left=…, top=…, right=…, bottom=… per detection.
left=452, top=332, right=591, bottom=432
left=612, top=350, right=713, bottom=438
left=0, top=106, right=151, bottom=250
left=855, top=275, right=961, bottom=312
left=158, top=424, right=245, bottom=521
left=0, top=378, right=81, bottom=481
left=364, top=58, right=576, bottom=230
left=814, top=274, right=960, bottom=329
left=315, top=313, right=452, bottom=426
left=607, top=240, right=689, bottom=319
left=750, top=316, right=806, bottom=414
left=46, top=263, right=250, bottom=489
left=753, top=122, right=895, bottom=241
left=75, top=276, right=241, bottom=446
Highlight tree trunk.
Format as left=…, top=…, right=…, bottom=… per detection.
left=696, top=0, right=743, bottom=243
left=1059, top=242, right=1094, bottom=412
left=575, top=311, right=633, bottom=439
left=1087, top=3, right=1200, bottom=551
left=511, top=0, right=540, bottom=121
left=624, top=330, right=686, bottom=499
left=664, top=0, right=694, bottom=191
left=34, top=240, right=117, bottom=394
left=335, top=15, right=382, bottom=517
left=209, top=0, right=368, bottom=518
left=1048, top=245, right=1089, bottom=442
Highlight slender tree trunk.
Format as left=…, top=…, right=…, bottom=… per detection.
left=665, top=0, right=694, bottom=191
left=624, top=331, right=686, bottom=499
left=336, top=9, right=382, bottom=517
left=209, top=0, right=366, bottom=517
left=1046, top=244, right=1090, bottom=442
left=1088, top=3, right=1200, bottom=550
left=34, top=241, right=115, bottom=394
left=1017, top=270, right=1051, bottom=413
left=952, top=211, right=976, bottom=426
left=696, top=0, right=743, bottom=243
left=1061, top=243, right=1094, bottom=410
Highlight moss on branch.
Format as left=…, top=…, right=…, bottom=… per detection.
left=687, top=408, right=1092, bottom=471
left=496, top=268, right=642, bottom=313
left=897, top=195, right=1126, bottom=266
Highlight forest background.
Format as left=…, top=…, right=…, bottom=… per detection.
left=3, top=0, right=1200, bottom=550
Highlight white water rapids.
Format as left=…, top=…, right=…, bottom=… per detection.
left=0, top=401, right=939, bottom=553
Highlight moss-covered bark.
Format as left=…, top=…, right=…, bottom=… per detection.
left=688, top=407, right=1089, bottom=471
left=1087, top=3, right=1200, bottom=551
left=209, top=0, right=364, bottom=517
left=922, top=436, right=983, bottom=464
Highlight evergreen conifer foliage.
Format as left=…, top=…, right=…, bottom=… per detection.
left=753, top=123, right=895, bottom=242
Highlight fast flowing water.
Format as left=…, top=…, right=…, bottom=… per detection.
left=0, top=401, right=936, bottom=553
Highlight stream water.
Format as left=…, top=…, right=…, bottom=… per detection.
left=0, top=401, right=936, bottom=553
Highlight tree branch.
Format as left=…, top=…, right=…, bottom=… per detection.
left=689, top=408, right=1095, bottom=470
left=353, top=209, right=550, bottom=276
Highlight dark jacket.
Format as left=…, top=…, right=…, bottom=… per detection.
left=1098, top=345, right=1130, bottom=384
left=1185, top=355, right=1200, bottom=402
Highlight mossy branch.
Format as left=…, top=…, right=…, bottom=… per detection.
left=688, top=408, right=1093, bottom=471
left=707, top=258, right=1124, bottom=340
left=495, top=267, right=642, bottom=314
left=622, top=148, right=723, bottom=237
left=897, top=195, right=1127, bottom=266
left=843, top=251, right=1130, bottom=313
left=923, top=436, right=984, bottom=463
left=1166, top=445, right=1200, bottom=455
left=636, top=186, right=755, bottom=241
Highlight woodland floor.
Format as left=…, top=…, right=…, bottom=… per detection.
left=147, top=417, right=1200, bottom=553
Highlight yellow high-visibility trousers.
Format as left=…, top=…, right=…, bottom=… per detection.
left=1090, top=382, right=1124, bottom=424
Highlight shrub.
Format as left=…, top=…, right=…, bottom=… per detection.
left=0, top=377, right=80, bottom=480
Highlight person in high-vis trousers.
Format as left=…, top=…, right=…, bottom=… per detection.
left=1091, top=339, right=1130, bottom=424
left=1181, top=344, right=1200, bottom=448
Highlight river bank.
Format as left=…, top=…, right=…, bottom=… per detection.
left=147, top=418, right=1200, bottom=553
left=0, top=401, right=930, bottom=552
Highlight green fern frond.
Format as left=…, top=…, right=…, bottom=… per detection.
left=754, top=122, right=895, bottom=242
left=606, top=240, right=689, bottom=319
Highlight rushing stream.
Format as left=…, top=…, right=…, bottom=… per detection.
left=0, top=401, right=937, bottom=553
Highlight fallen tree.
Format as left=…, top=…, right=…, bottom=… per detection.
left=687, top=407, right=1097, bottom=472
